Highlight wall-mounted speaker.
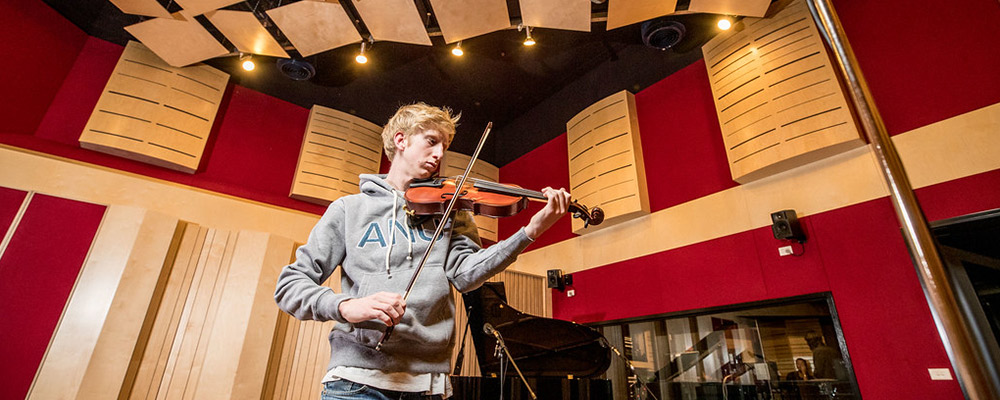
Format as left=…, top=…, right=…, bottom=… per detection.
left=771, top=210, right=806, bottom=242
left=546, top=269, right=565, bottom=290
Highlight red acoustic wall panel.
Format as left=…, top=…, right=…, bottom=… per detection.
left=751, top=217, right=832, bottom=298
left=552, top=231, right=771, bottom=323
left=498, top=60, right=739, bottom=248
left=834, top=0, right=1000, bottom=136
left=0, top=194, right=106, bottom=400
left=916, top=169, right=1000, bottom=223
left=0, top=187, right=28, bottom=234
left=0, top=1, right=87, bottom=135
left=498, top=134, right=573, bottom=250
left=635, top=59, right=738, bottom=211
left=196, top=85, right=312, bottom=204
left=33, top=37, right=122, bottom=147
left=809, top=198, right=965, bottom=400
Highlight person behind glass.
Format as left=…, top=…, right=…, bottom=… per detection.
left=785, top=358, right=814, bottom=381
left=274, top=103, right=571, bottom=400
left=805, top=331, right=838, bottom=380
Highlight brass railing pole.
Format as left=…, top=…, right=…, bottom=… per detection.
left=805, top=1, right=1000, bottom=399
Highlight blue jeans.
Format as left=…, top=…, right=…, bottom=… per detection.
left=321, top=379, right=444, bottom=400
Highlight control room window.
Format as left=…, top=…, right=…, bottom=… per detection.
left=592, top=293, right=860, bottom=400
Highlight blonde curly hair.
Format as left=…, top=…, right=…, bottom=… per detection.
left=381, top=103, right=460, bottom=161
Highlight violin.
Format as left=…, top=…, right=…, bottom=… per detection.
left=405, top=177, right=605, bottom=227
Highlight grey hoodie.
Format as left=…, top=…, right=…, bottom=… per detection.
left=274, top=174, right=534, bottom=374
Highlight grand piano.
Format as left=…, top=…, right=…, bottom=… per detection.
left=451, top=282, right=614, bottom=399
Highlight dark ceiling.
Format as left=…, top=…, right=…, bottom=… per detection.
left=43, top=0, right=724, bottom=166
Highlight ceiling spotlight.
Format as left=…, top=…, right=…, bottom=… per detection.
left=355, top=41, right=368, bottom=64
left=717, top=16, right=733, bottom=30
left=239, top=53, right=255, bottom=71
left=451, top=41, right=464, bottom=57
left=523, top=26, right=535, bottom=46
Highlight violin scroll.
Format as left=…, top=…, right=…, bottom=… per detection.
left=570, top=201, right=604, bottom=228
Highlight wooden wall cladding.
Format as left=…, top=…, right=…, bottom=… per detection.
left=702, top=0, right=864, bottom=183
left=15, top=200, right=551, bottom=398
left=290, top=105, right=383, bottom=205
left=78, top=41, right=229, bottom=173
left=264, top=280, right=338, bottom=400
left=29, top=205, right=296, bottom=400
left=566, top=90, right=650, bottom=234
left=442, top=150, right=500, bottom=242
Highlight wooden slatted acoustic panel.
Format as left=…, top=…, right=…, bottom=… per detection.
left=28, top=207, right=294, bottom=400
left=78, top=41, right=229, bottom=173
left=442, top=150, right=500, bottom=242
left=702, top=0, right=864, bottom=183
left=566, top=90, right=650, bottom=234
left=290, top=105, right=383, bottom=205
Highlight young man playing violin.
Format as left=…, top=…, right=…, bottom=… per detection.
left=275, top=102, right=571, bottom=400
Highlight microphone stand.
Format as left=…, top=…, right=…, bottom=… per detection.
left=485, top=323, right=537, bottom=400
left=603, top=338, right=659, bottom=400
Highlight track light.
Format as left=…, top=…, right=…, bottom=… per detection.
left=523, top=26, right=535, bottom=46
left=451, top=41, right=464, bottom=57
left=717, top=16, right=733, bottom=30
left=240, top=53, right=255, bottom=71
left=355, top=41, right=368, bottom=64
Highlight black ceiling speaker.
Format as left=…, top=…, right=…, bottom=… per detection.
left=641, top=19, right=686, bottom=51
left=276, top=59, right=316, bottom=81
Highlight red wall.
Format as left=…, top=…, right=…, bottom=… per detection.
left=498, top=60, right=738, bottom=248
left=0, top=187, right=26, bottom=234
left=0, top=1, right=88, bottom=135
left=0, top=192, right=106, bottom=400
left=3, top=0, right=1000, bottom=399
left=499, top=134, right=573, bottom=250
left=835, top=0, right=1000, bottom=136
left=497, top=1, right=1000, bottom=399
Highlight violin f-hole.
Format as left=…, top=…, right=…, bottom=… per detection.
left=438, top=189, right=468, bottom=201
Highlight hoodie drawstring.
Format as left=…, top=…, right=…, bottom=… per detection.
left=384, top=189, right=414, bottom=275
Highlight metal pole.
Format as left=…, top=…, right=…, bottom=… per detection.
left=805, top=1, right=1000, bottom=399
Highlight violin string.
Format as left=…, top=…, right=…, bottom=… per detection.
left=471, top=179, right=545, bottom=199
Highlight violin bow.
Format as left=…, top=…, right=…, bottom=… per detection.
left=375, top=122, right=492, bottom=351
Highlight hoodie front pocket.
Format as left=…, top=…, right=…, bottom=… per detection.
left=353, top=265, right=452, bottom=352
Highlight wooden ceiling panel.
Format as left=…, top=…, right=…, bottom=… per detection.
left=519, top=0, right=591, bottom=32
left=429, top=0, right=511, bottom=44
left=687, top=0, right=773, bottom=18
left=606, top=0, right=679, bottom=30
left=205, top=10, right=289, bottom=58
left=350, top=0, right=432, bottom=46
left=108, top=0, right=171, bottom=18
left=266, top=1, right=362, bottom=57
left=174, top=0, right=242, bottom=17
left=124, top=13, right=229, bottom=67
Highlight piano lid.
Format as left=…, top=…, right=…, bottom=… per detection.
left=463, top=282, right=612, bottom=378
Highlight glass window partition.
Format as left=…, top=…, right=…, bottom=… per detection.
left=592, top=294, right=860, bottom=400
